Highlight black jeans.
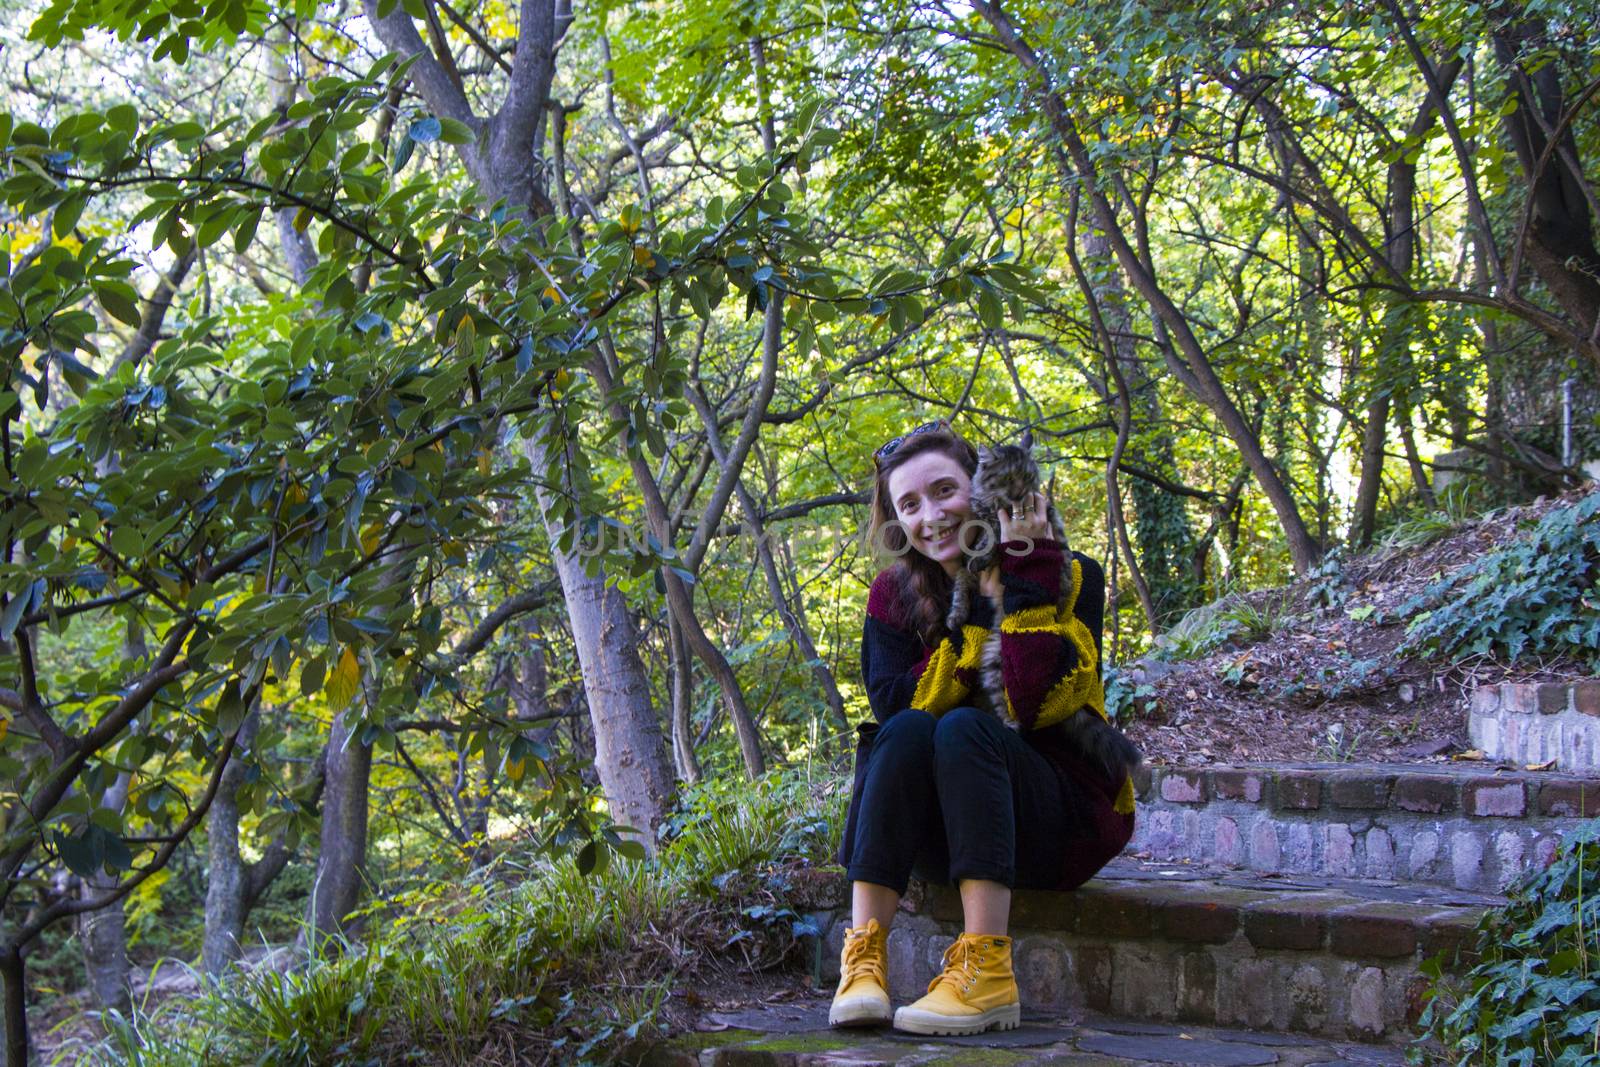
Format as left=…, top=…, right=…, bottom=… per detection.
left=837, top=706, right=1079, bottom=895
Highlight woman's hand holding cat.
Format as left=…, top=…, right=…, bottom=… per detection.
left=979, top=491, right=1052, bottom=600
left=997, top=490, right=1052, bottom=546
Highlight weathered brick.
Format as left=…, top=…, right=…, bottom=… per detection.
left=1469, top=685, right=1501, bottom=716
left=1212, top=769, right=1265, bottom=803
left=1465, top=778, right=1527, bottom=817
left=1074, top=944, right=1113, bottom=1013
left=1213, top=816, right=1242, bottom=868
left=1241, top=898, right=1331, bottom=950
left=1152, top=890, right=1254, bottom=944
left=1008, top=889, right=1076, bottom=930
left=1177, top=951, right=1217, bottom=1022
left=1574, top=680, right=1600, bottom=718
left=1499, top=682, right=1540, bottom=715
left=1394, top=774, right=1457, bottom=814
left=1160, top=769, right=1208, bottom=804
left=1538, top=683, right=1572, bottom=714
left=1419, top=909, right=1481, bottom=966
left=1329, top=773, right=1394, bottom=810
left=1073, top=888, right=1151, bottom=939
left=1275, top=772, right=1322, bottom=810
left=1330, top=903, right=1422, bottom=959
left=1537, top=779, right=1600, bottom=818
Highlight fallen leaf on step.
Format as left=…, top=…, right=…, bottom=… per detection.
left=1452, top=749, right=1486, bottom=761
left=1525, top=759, right=1557, bottom=772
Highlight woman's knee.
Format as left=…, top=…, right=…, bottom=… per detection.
left=874, top=708, right=936, bottom=755
left=934, top=705, right=1000, bottom=749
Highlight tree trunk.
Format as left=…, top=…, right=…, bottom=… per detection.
left=77, top=780, right=131, bottom=1017
left=666, top=611, right=701, bottom=783
left=1080, top=231, right=1200, bottom=623
left=687, top=386, right=851, bottom=739
left=301, top=708, right=370, bottom=951
left=972, top=0, right=1323, bottom=573
left=525, top=434, right=676, bottom=842
left=1495, top=20, right=1600, bottom=351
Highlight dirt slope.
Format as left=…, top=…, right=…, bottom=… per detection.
left=1120, top=485, right=1598, bottom=768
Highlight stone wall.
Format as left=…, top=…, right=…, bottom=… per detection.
left=1129, top=763, right=1596, bottom=893
left=1469, top=679, right=1600, bottom=773
left=810, top=869, right=1482, bottom=1042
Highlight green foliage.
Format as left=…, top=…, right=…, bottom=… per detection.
left=1399, top=491, right=1600, bottom=666
left=1413, top=817, right=1600, bottom=1066
left=78, top=766, right=844, bottom=1066
left=1152, top=593, right=1288, bottom=662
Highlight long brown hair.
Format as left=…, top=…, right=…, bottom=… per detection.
left=864, top=422, right=979, bottom=646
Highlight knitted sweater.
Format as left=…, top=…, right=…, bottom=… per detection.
left=858, top=540, right=1135, bottom=888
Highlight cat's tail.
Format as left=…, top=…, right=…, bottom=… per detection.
left=1062, top=708, right=1143, bottom=783
left=947, top=570, right=975, bottom=633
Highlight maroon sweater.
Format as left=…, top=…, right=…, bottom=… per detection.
left=857, top=542, right=1134, bottom=890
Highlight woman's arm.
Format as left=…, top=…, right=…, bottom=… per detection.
left=861, top=570, right=993, bottom=722
left=990, top=540, right=1107, bottom=732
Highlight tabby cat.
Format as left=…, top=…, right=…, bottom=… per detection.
left=948, top=432, right=1142, bottom=782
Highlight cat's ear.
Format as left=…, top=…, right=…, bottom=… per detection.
left=976, top=445, right=993, bottom=464
left=1019, top=428, right=1034, bottom=451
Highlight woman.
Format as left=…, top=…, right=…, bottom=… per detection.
left=830, top=419, right=1135, bottom=1036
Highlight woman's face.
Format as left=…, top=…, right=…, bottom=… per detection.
left=885, top=449, right=972, bottom=574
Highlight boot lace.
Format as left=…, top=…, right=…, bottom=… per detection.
left=926, top=937, right=984, bottom=998
left=841, top=929, right=885, bottom=986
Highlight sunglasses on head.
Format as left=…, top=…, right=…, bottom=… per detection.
left=874, top=419, right=950, bottom=463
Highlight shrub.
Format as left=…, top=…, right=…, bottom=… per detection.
left=1413, top=817, right=1600, bottom=1065
left=1399, top=489, right=1600, bottom=666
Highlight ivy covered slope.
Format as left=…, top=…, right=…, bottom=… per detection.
left=1118, top=485, right=1600, bottom=766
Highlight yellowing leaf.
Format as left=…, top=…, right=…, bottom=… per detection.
left=327, top=647, right=362, bottom=708
left=477, top=450, right=492, bottom=477
left=455, top=312, right=476, bottom=354
left=0, top=717, right=9, bottom=744
left=360, top=523, right=382, bottom=557
left=505, top=756, right=526, bottom=783
left=632, top=245, right=655, bottom=268
left=542, top=286, right=562, bottom=304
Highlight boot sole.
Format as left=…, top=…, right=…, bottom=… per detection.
left=829, top=996, right=891, bottom=1028
left=892, top=1002, right=1021, bottom=1036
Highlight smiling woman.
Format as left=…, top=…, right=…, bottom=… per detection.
left=832, top=418, right=1134, bottom=1037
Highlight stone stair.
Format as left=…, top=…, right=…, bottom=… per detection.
left=799, top=750, right=1597, bottom=1047
left=1130, top=761, right=1597, bottom=892
left=805, top=859, right=1490, bottom=1044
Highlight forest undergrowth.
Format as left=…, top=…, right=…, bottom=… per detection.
left=1115, top=483, right=1600, bottom=767
left=47, top=767, right=850, bottom=1067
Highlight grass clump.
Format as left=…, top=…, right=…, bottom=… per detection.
left=86, top=765, right=850, bottom=1067
left=1413, top=817, right=1600, bottom=1065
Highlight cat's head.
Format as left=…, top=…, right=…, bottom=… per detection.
left=973, top=441, right=1040, bottom=505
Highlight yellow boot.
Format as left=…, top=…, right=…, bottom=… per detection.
left=828, top=918, right=891, bottom=1027
left=892, top=932, right=1020, bottom=1036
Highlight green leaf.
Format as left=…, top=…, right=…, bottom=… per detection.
left=93, top=280, right=143, bottom=327
left=437, top=117, right=473, bottom=145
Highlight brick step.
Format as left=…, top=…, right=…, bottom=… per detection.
left=1131, top=760, right=1597, bottom=892
left=641, top=1001, right=1409, bottom=1065
left=806, top=860, right=1498, bottom=1043
left=1470, top=678, right=1600, bottom=773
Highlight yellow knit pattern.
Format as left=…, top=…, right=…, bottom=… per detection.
left=909, top=623, right=991, bottom=718
left=997, top=559, right=1135, bottom=815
